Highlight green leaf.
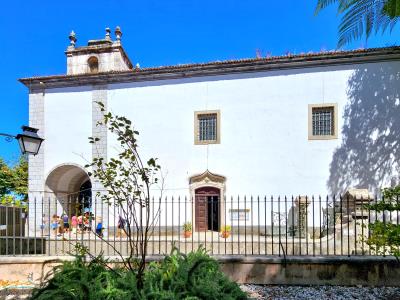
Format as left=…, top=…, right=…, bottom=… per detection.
left=315, top=0, right=400, bottom=47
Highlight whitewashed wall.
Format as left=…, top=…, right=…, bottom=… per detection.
left=32, top=60, right=400, bottom=229
left=106, top=61, right=400, bottom=197
left=44, top=87, right=93, bottom=177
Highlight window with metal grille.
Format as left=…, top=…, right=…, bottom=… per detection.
left=312, top=106, right=334, bottom=136
left=198, top=113, right=217, bottom=141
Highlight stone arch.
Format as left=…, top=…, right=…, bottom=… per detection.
left=45, top=163, right=91, bottom=216
left=189, top=170, right=226, bottom=232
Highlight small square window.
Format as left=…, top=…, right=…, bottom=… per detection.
left=199, top=114, right=217, bottom=141
left=308, top=103, right=338, bottom=140
left=194, top=110, right=220, bottom=145
left=312, top=107, right=334, bottom=136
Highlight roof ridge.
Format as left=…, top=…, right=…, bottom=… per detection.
left=19, top=46, right=400, bottom=86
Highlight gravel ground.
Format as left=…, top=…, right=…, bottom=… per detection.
left=240, top=285, right=400, bottom=300
left=0, top=289, right=32, bottom=300
left=1, top=285, right=399, bottom=299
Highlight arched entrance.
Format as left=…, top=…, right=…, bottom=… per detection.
left=45, top=164, right=91, bottom=215
left=189, top=170, right=226, bottom=232
left=195, top=186, right=220, bottom=232
left=78, top=179, right=92, bottom=213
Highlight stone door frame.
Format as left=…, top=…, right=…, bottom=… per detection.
left=189, top=170, right=226, bottom=233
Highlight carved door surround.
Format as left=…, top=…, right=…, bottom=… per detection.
left=189, top=170, right=226, bottom=232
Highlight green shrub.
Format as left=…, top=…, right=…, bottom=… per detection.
left=220, top=225, right=231, bottom=233
left=144, top=247, right=246, bottom=299
left=367, top=185, right=400, bottom=258
left=30, top=247, right=247, bottom=300
left=182, top=222, right=192, bottom=232
left=30, top=255, right=141, bottom=300
left=367, top=221, right=400, bottom=257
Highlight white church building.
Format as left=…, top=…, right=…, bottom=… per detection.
left=20, top=28, right=400, bottom=233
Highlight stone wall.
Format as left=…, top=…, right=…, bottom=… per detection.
left=91, top=85, right=109, bottom=228
left=219, top=256, right=400, bottom=286
left=28, top=91, right=46, bottom=234
left=1, top=256, right=399, bottom=286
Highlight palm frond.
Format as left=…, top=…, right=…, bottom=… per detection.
left=337, top=0, right=359, bottom=13
left=315, top=0, right=354, bottom=15
left=389, top=16, right=400, bottom=31
left=376, top=5, right=396, bottom=33
left=316, top=0, right=400, bottom=47
left=383, top=0, right=400, bottom=18
left=315, top=0, right=340, bottom=14
left=337, top=0, right=375, bottom=46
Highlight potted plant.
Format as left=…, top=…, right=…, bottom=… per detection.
left=220, top=225, right=231, bottom=238
left=182, top=222, right=192, bottom=238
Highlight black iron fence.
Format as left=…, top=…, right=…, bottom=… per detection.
left=0, top=194, right=398, bottom=257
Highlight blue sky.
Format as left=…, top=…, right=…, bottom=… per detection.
left=0, top=0, right=399, bottom=163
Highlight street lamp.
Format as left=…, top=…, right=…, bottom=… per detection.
left=0, top=126, right=44, bottom=156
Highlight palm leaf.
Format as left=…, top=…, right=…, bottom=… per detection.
left=316, top=0, right=400, bottom=47
left=315, top=0, right=354, bottom=14
left=337, top=0, right=378, bottom=46
left=315, top=0, right=340, bottom=14
left=383, top=0, right=400, bottom=18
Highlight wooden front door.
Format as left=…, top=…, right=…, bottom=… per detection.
left=195, top=187, right=220, bottom=232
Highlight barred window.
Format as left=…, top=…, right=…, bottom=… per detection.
left=199, top=114, right=217, bottom=141
left=308, top=104, right=338, bottom=140
left=194, top=110, right=220, bottom=144
left=312, top=107, right=334, bottom=136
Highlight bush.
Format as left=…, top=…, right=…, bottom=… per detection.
left=30, top=255, right=141, bottom=300
left=30, top=247, right=247, bottom=300
left=182, top=222, right=192, bottom=232
left=367, top=185, right=400, bottom=258
left=144, top=247, right=246, bottom=299
left=367, top=221, right=400, bottom=257
left=220, top=225, right=231, bottom=233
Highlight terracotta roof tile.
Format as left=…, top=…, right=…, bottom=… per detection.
left=19, top=46, right=400, bottom=87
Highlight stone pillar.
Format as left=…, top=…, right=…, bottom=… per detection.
left=343, top=188, right=374, bottom=255
left=92, top=85, right=109, bottom=234
left=343, top=188, right=374, bottom=219
left=295, top=196, right=310, bottom=238
left=28, top=90, right=45, bottom=236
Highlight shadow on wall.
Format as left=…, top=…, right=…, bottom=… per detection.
left=328, top=63, right=400, bottom=195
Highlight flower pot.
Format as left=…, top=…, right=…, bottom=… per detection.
left=183, top=231, right=192, bottom=238
left=221, top=231, right=230, bottom=238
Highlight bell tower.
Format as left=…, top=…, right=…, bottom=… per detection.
left=65, top=27, right=133, bottom=75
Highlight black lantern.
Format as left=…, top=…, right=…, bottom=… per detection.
left=15, top=126, right=44, bottom=156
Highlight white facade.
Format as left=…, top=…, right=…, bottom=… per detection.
left=107, top=66, right=354, bottom=197
left=21, top=30, right=400, bottom=231
left=37, top=62, right=400, bottom=196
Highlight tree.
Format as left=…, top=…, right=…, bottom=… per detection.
left=315, top=0, right=400, bottom=47
left=367, top=186, right=400, bottom=258
left=0, top=158, right=13, bottom=196
left=11, top=157, right=28, bottom=201
left=0, top=156, right=28, bottom=203
left=85, top=102, right=162, bottom=288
